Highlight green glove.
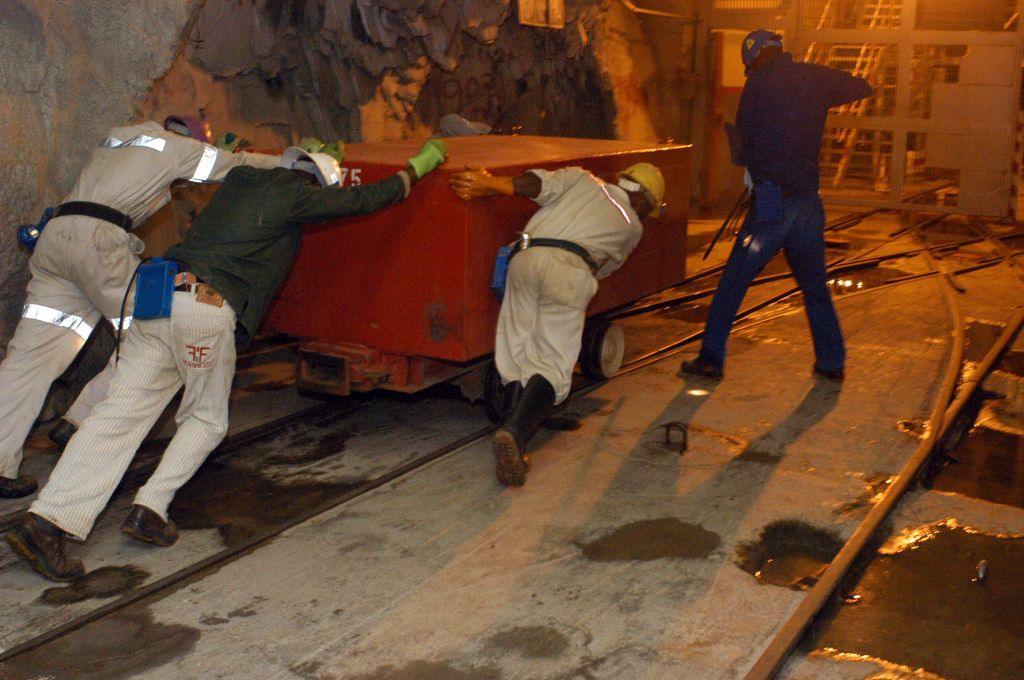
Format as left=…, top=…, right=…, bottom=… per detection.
left=215, top=132, right=241, bottom=152
left=298, top=136, right=324, bottom=154
left=321, top=140, right=345, bottom=164
left=408, top=139, right=447, bottom=178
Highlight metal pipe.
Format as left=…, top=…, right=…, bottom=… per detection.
left=618, top=0, right=701, bottom=21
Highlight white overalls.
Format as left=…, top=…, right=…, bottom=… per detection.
left=0, top=122, right=276, bottom=480
left=495, top=168, right=642, bottom=404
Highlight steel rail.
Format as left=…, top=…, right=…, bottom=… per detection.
left=616, top=226, right=1024, bottom=321
left=745, top=261, right=1024, bottom=678
left=5, top=225, right=1017, bottom=666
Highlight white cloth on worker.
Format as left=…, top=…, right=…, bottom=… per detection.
left=494, top=169, right=642, bottom=403
left=495, top=248, right=599, bottom=404
left=0, top=124, right=275, bottom=477
left=523, top=167, right=642, bottom=279
left=30, top=292, right=236, bottom=540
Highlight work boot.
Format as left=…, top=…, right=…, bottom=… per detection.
left=0, top=475, right=38, bottom=499
left=122, top=504, right=179, bottom=547
left=813, top=363, right=845, bottom=383
left=5, top=513, right=84, bottom=582
left=678, top=355, right=723, bottom=380
left=48, top=418, right=78, bottom=453
left=499, top=380, right=523, bottom=422
left=493, top=375, right=556, bottom=487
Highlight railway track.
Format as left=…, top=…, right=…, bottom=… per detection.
left=2, top=214, right=1022, bottom=670
left=745, top=218, right=1024, bottom=679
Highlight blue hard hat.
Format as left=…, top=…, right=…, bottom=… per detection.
left=742, top=29, right=784, bottom=67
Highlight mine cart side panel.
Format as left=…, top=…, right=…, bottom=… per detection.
left=263, top=136, right=691, bottom=364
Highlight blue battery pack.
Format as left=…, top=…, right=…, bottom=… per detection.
left=754, top=180, right=784, bottom=224
left=491, top=245, right=512, bottom=299
left=134, top=257, right=178, bottom=319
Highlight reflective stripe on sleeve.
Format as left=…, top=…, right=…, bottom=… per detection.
left=101, top=135, right=166, bottom=152
left=189, top=145, right=219, bottom=183
left=108, top=316, right=133, bottom=330
left=599, top=184, right=632, bottom=224
left=22, top=304, right=93, bottom=341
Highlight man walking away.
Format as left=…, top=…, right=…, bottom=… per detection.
left=681, top=30, right=871, bottom=382
left=6, top=140, right=447, bottom=581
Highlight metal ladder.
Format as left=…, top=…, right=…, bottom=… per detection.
left=810, top=0, right=901, bottom=188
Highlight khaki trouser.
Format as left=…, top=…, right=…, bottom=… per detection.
left=494, top=247, right=598, bottom=404
left=0, top=218, right=141, bottom=479
left=30, top=291, right=236, bottom=540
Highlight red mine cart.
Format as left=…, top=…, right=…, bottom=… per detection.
left=263, top=136, right=691, bottom=402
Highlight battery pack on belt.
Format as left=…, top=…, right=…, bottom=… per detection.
left=134, top=257, right=178, bottom=320
left=512, top=236, right=600, bottom=274
left=54, top=201, right=133, bottom=231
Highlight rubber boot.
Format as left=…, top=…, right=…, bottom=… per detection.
left=493, top=375, right=556, bottom=487
left=499, top=380, right=522, bottom=423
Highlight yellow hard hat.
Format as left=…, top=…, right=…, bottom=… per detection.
left=619, top=162, right=666, bottom=217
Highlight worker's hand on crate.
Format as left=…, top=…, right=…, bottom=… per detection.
left=407, top=139, right=448, bottom=181
left=449, top=166, right=514, bottom=200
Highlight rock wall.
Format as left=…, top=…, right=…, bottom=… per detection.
left=139, top=0, right=679, bottom=151
left=1, top=0, right=696, bottom=361
left=0, top=0, right=200, bottom=350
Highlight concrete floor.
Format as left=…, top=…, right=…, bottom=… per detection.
left=2, top=213, right=1023, bottom=679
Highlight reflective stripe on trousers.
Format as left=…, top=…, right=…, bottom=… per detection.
left=22, top=304, right=93, bottom=341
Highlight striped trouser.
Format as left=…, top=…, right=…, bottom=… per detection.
left=0, top=216, right=141, bottom=480
left=30, top=292, right=236, bottom=540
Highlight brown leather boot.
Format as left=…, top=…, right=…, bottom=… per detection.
left=122, top=504, right=179, bottom=547
left=47, top=418, right=78, bottom=453
left=5, top=513, right=84, bottom=582
left=0, top=475, right=37, bottom=499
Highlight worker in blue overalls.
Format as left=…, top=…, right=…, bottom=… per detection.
left=681, top=30, right=872, bottom=382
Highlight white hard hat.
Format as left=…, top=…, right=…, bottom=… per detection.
left=282, top=146, right=341, bottom=187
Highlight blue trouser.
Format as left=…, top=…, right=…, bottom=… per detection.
left=699, top=192, right=845, bottom=372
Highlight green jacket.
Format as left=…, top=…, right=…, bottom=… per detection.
left=166, top=166, right=410, bottom=347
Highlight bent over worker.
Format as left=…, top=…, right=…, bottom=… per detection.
left=681, top=30, right=872, bottom=382
left=6, top=141, right=448, bottom=581
left=451, top=162, right=664, bottom=487
left=0, top=117, right=279, bottom=499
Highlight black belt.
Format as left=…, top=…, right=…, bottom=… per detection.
left=54, top=201, right=133, bottom=231
left=511, top=236, right=600, bottom=274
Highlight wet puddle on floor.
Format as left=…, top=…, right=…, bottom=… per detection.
left=40, top=565, right=150, bottom=605
left=930, top=425, right=1024, bottom=509
left=735, top=520, right=844, bottom=590
left=169, top=459, right=360, bottom=548
left=833, top=473, right=894, bottom=517
left=896, top=418, right=928, bottom=440
left=826, top=266, right=913, bottom=295
left=962, top=319, right=1006, bottom=378
left=484, top=625, right=570, bottom=659
left=809, top=519, right=1024, bottom=679
left=999, top=349, right=1024, bottom=376
left=0, top=608, right=201, bottom=680
left=577, top=518, right=721, bottom=561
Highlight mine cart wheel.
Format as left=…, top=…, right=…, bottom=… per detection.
left=483, top=362, right=506, bottom=423
left=580, top=318, right=626, bottom=379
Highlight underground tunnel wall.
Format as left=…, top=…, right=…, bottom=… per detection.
left=0, top=0, right=694, bottom=361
